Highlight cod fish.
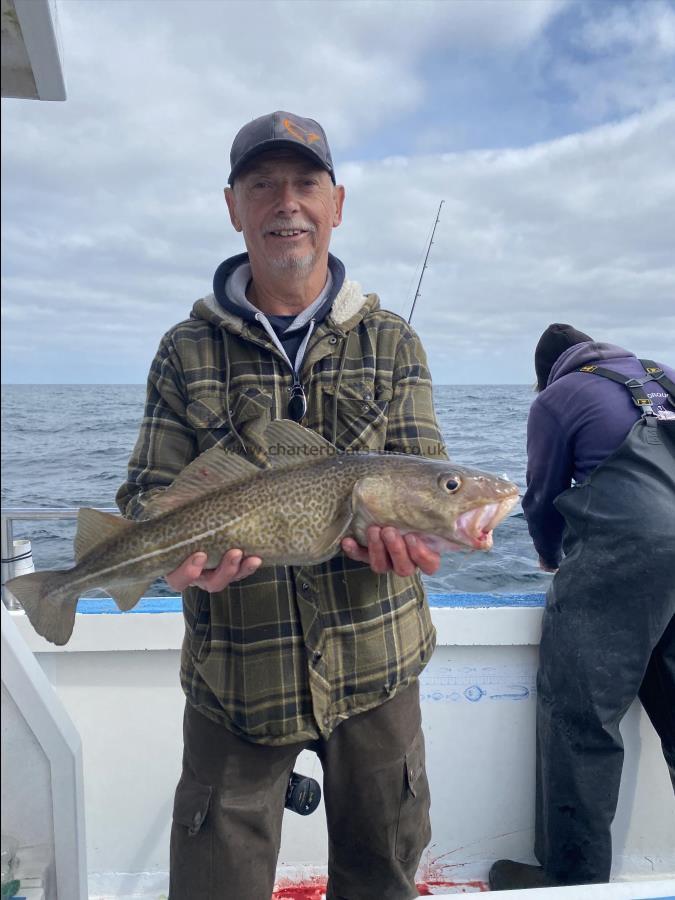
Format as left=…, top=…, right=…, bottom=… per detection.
left=6, top=420, right=519, bottom=646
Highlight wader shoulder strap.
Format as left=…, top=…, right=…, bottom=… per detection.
left=638, top=360, right=675, bottom=406
left=577, top=363, right=663, bottom=416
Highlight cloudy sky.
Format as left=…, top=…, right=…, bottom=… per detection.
left=2, top=0, right=674, bottom=385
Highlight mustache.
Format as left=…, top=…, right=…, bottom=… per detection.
left=264, top=220, right=316, bottom=234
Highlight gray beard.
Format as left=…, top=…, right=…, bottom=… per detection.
left=269, top=249, right=317, bottom=273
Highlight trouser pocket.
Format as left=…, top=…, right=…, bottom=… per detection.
left=169, top=775, right=214, bottom=899
left=395, top=728, right=431, bottom=862
left=170, top=702, right=305, bottom=899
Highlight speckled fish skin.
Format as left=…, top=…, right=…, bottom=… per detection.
left=6, top=431, right=518, bottom=646
left=109, top=452, right=518, bottom=568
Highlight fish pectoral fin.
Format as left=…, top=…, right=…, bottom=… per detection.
left=143, top=449, right=261, bottom=518
left=263, top=420, right=338, bottom=468
left=104, top=577, right=155, bottom=612
left=310, top=495, right=354, bottom=562
left=75, top=508, right=133, bottom=562
left=350, top=477, right=381, bottom=546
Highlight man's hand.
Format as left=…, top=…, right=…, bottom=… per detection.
left=166, top=549, right=262, bottom=592
left=342, top=526, right=441, bottom=578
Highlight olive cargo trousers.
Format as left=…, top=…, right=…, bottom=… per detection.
left=169, top=681, right=431, bottom=900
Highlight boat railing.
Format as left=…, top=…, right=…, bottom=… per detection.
left=1, top=506, right=119, bottom=610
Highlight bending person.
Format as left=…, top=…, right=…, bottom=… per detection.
left=490, top=323, right=675, bottom=890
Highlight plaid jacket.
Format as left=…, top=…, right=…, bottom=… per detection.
left=117, top=275, right=447, bottom=745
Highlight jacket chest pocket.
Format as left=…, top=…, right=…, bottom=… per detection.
left=186, top=388, right=274, bottom=454
left=320, top=380, right=393, bottom=452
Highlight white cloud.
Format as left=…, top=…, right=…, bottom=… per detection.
left=2, top=0, right=673, bottom=384
left=2, top=0, right=569, bottom=177
left=580, top=0, right=675, bottom=53
left=332, top=103, right=675, bottom=380
left=549, top=0, right=675, bottom=122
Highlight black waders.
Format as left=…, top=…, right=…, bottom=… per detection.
left=491, top=361, right=675, bottom=891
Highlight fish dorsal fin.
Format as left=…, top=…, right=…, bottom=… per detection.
left=263, top=419, right=339, bottom=468
left=75, top=508, right=133, bottom=562
left=142, top=448, right=261, bottom=518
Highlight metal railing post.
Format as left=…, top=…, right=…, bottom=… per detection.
left=1, top=512, right=21, bottom=609
left=1, top=508, right=121, bottom=612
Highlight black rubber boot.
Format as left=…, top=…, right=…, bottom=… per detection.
left=488, top=859, right=562, bottom=891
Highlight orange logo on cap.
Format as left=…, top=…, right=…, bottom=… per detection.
left=283, top=118, right=321, bottom=145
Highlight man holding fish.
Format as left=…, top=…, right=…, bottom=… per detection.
left=8, top=112, right=517, bottom=899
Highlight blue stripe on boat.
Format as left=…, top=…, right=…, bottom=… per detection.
left=75, top=592, right=546, bottom=614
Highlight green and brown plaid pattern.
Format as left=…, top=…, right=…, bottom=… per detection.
left=117, top=290, right=447, bottom=745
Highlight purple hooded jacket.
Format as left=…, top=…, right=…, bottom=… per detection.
left=522, top=342, right=675, bottom=568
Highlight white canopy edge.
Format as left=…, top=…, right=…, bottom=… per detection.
left=1, top=0, right=66, bottom=101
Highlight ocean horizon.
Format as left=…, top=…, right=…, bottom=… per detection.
left=1, top=383, right=547, bottom=596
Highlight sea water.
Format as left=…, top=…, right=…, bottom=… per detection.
left=0, top=384, right=549, bottom=595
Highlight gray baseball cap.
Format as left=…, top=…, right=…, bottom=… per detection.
left=228, top=111, right=335, bottom=185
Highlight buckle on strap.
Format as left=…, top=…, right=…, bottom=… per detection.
left=624, top=378, right=655, bottom=416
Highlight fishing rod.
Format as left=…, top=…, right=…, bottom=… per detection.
left=407, top=199, right=444, bottom=325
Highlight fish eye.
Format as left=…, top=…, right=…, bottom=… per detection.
left=441, top=475, right=462, bottom=493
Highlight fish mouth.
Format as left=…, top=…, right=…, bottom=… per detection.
left=454, top=495, right=519, bottom=550
left=416, top=494, right=519, bottom=553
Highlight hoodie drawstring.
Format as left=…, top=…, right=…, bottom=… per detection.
left=254, top=312, right=317, bottom=419
left=223, top=318, right=353, bottom=447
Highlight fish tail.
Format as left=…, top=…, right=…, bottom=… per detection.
left=5, top=570, right=77, bottom=646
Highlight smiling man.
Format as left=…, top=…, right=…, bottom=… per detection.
left=117, top=111, right=449, bottom=899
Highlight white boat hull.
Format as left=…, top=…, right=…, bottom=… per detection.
left=4, top=601, right=675, bottom=897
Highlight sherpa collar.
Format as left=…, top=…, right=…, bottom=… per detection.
left=192, top=254, right=375, bottom=335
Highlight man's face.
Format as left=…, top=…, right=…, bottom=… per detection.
left=225, top=150, right=345, bottom=277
